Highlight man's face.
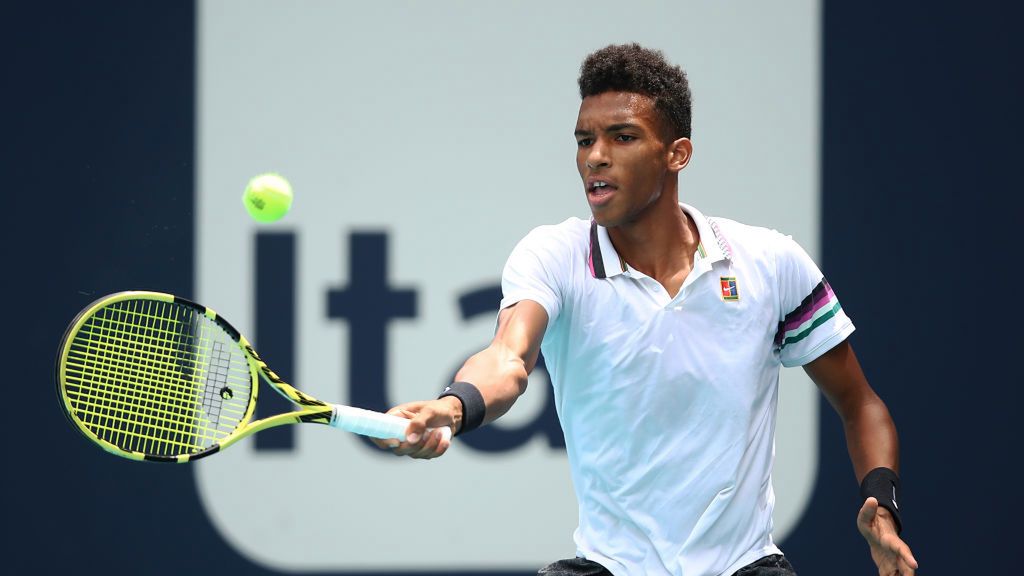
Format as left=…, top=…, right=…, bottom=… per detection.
left=575, top=91, right=673, bottom=228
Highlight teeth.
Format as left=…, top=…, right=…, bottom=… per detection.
left=594, top=181, right=607, bottom=188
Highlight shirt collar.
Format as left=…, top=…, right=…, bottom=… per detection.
left=588, top=203, right=732, bottom=279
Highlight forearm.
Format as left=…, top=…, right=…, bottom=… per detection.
left=840, top=393, right=900, bottom=481
left=380, top=345, right=529, bottom=453
left=453, top=343, right=530, bottom=428
left=807, top=344, right=915, bottom=569
left=429, top=301, right=546, bottom=436
left=805, top=341, right=900, bottom=482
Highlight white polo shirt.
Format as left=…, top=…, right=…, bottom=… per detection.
left=500, top=204, right=854, bottom=576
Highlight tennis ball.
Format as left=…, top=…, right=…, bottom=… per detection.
left=242, top=173, right=293, bottom=222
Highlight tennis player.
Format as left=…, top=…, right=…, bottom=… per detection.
left=377, top=44, right=918, bottom=576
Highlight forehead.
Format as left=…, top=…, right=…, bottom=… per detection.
left=575, top=92, right=659, bottom=130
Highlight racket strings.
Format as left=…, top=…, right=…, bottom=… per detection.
left=66, top=320, right=248, bottom=422
left=63, top=299, right=253, bottom=457
left=195, top=341, right=250, bottom=438
left=68, top=299, right=206, bottom=453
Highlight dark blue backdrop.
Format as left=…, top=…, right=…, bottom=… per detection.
left=7, top=1, right=1020, bottom=573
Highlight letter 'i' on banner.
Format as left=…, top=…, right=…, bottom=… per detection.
left=254, top=232, right=296, bottom=451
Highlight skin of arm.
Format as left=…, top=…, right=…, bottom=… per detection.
left=804, top=339, right=899, bottom=482
left=374, top=299, right=548, bottom=459
left=804, top=339, right=919, bottom=574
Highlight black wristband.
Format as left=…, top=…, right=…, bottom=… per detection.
left=438, top=381, right=485, bottom=436
left=859, top=467, right=903, bottom=534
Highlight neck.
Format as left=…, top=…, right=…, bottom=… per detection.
left=607, top=190, right=700, bottom=282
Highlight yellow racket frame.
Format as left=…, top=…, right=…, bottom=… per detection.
left=56, top=291, right=335, bottom=463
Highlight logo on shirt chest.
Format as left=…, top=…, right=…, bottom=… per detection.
left=720, top=276, right=740, bottom=301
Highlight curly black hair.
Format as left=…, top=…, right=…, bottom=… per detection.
left=578, top=43, right=692, bottom=140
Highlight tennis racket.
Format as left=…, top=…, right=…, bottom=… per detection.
left=56, top=291, right=448, bottom=463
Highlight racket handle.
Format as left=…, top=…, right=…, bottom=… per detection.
left=329, top=405, right=452, bottom=442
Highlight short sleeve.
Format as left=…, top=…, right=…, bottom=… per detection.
left=774, top=234, right=856, bottom=367
left=500, top=227, right=565, bottom=325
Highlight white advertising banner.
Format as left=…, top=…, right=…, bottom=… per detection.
left=197, top=1, right=821, bottom=571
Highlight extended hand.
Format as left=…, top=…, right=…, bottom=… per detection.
left=370, top=398, right=460, bottom=459
left=857, top=497, right=919, bottom=575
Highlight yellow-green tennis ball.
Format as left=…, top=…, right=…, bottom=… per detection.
left=243, top=173, right=293, bottom=222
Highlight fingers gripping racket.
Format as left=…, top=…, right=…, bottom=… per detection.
left=56, top=291, right=447, bottom=463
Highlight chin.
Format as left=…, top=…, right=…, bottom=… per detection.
left=591, top=212, right=622, bottom=228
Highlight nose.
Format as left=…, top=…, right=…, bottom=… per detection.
left=585, top=141, right=610, bottom=171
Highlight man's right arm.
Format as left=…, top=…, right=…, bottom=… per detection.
left=375, top=299, right=549, bottom=459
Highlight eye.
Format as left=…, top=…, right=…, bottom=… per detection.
left=576, top=138, right=594, bottom=147
left=615, top=134, right=636, bottom=142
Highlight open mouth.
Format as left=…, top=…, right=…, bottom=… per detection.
left=587, top=180, right=617, bottom=204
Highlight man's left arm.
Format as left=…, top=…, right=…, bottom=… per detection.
left=804, top=340, right=919, bottom=576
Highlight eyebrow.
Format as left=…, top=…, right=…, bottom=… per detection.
left=606, top=123, right=640, bottom=132
left=574, top=122, right=641, bottom=137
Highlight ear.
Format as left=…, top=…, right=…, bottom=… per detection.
left=667, top=138, right=692, bottom=173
